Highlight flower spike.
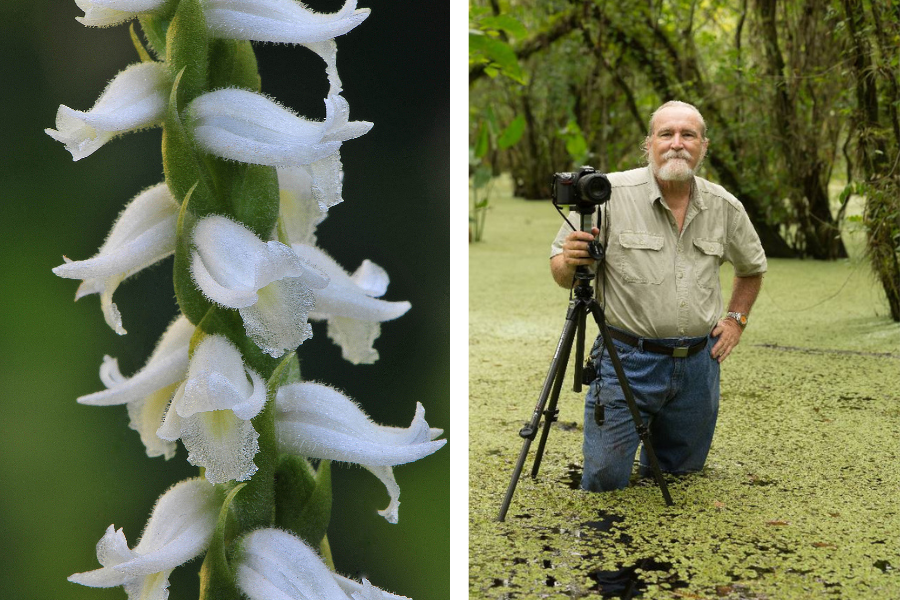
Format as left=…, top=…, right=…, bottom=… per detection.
left=68, top=478, right=218, bottom=600
left=46, top=61, right=169, bottom=160
left=275, top=382, right=445, bottom=523
left=52, top=182, right=179, bottom=335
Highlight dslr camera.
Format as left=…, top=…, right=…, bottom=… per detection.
left=550, top=166, right=611, bottom=211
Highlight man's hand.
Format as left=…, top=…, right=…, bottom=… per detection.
left=550, top=227, right=601, bottom=288
left=561, top=227, right=601, bottom=266
left=710, top=318, right=743, bottom=363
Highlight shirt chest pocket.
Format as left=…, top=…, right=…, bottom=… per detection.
left=617, top=231, right=666, bottom=285
left=693, top=237, right=724, bottom=289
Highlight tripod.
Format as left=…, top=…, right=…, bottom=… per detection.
left=496, top=225, right=674, bottom=522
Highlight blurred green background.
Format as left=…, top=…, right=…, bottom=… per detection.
left=0, top=2, right=448, bottom=599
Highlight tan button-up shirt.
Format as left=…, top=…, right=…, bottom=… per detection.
left=550, top=167, right=767, bottom=338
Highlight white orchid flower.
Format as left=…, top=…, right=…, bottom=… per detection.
left=74, top=0, right=167, bottom=27
left=235, top=529, right=410, bottom=600
left=78, top=315, right=194, bottom=459
left=52, top=183, right=179, bottom=335
left=157, top=334, right=267, bottom=484
left=203, top=0, right=370, bottom=45
left=46, top=61, right=169, bottom=160
left=275, top=382, right=445, bottom=523
left=202, top=0, right=367, bottom=94
left=190, top=215, right=328, bottom=357
left=291, top=244, right=410, bottom=365
left=188, top=89, right=371, bottom=168
left=69, top=478, right=218, bottom=600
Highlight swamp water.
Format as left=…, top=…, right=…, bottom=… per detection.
left=469, top=186, right=900, bottom=599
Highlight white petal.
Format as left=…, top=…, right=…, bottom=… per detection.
left=46, top=62, right=168, bottom=159
left=351, top=260, right=390, bottom=297
left=236, top=529, right=402, bottom=600
left=156, top=335, right=266, bottom=483
left=328, top=317, right=381, bottom=364
left=126, top=383, right=179, bottom=459
left=188, top=89, right=371, bottom=167
left=172, top=334, right=266, bottom=419
left=191, top=216, right=327, bottom=356
left=275, top=383, right=446, bottom=467
left=365, top=465, right=401, bottom=524
left=294, top=246, right=410, bottom=323
left=74, top=0, right=167, bottom=27
left=69, top=479, right=217, bottom=589
left=191, top=215, right=325, bottom=308
left=179, top=409, right=260, bottom=483
left=78, top=315, right=193, bottom=406
left=203, top=0, right=370, bottom=45
left=53, top=183, right=179, bottom=334
left=278, top=165, right=328, bottom=246
left=335, top=576, right=411, bottom=600
left=240, top=277, right=316, bottom=358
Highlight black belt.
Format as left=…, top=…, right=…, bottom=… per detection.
left=608, top=328, right=708, bottom=358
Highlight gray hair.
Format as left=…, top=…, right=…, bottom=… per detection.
left=646, top=100, right=708, bottom=140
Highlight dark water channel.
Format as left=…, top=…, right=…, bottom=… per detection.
left=491, top=464, right=687, bottom=598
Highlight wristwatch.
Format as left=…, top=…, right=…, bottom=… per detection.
left=726, top=311, right=748, bottom=329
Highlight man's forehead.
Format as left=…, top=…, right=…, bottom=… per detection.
left=652, top=107, right=703, bottom=133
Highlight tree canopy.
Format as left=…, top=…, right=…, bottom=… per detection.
left=470, top=0, right=900, bottom=320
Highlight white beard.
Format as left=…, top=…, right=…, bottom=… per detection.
left=651, top=150, right=701, bottom=182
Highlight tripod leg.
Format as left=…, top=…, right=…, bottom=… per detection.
left=531, top=308, right=580, bottom=478
left=587, top=303, right=674, bottom=506
left=497, top=305, right=581, bottom=522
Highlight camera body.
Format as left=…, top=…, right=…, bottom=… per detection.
left=551, top=166, right=611, bottom=211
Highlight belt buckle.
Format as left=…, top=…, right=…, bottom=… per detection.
left=672, top=346, right=689, bottom=358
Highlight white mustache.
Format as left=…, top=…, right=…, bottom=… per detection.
left=663, top=150, right=692, bottom=161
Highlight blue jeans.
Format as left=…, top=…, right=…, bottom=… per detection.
left=581, top=329, right=720, bottom=492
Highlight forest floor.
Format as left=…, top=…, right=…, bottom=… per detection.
left=468, top=177, right=900, bottom=599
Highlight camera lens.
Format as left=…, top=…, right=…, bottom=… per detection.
left=578, top=172, right=611, bottom=204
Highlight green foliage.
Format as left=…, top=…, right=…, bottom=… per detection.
left=275, top=457, right=333, bottom=549
left=468, top=7, right=528, bottom=84
left=198, top=484, right=245, bottom=600
left=469, top=9, right=531, bottom=242
left=166, top=0, right=208, bottom=108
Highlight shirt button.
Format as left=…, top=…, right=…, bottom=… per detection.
left=680, top=301, right=687, bottom=307
left=677, top=272, right=684, bottom=279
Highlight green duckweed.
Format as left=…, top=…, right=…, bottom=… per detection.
left=469, top=178, right=900, bottom=599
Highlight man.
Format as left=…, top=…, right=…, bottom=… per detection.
left=549, top=101, right=766, bottom=492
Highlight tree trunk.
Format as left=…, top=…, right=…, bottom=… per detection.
left=755, top=0, right=847, bottom=259
left=842, top=0, right=900, bottom=321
